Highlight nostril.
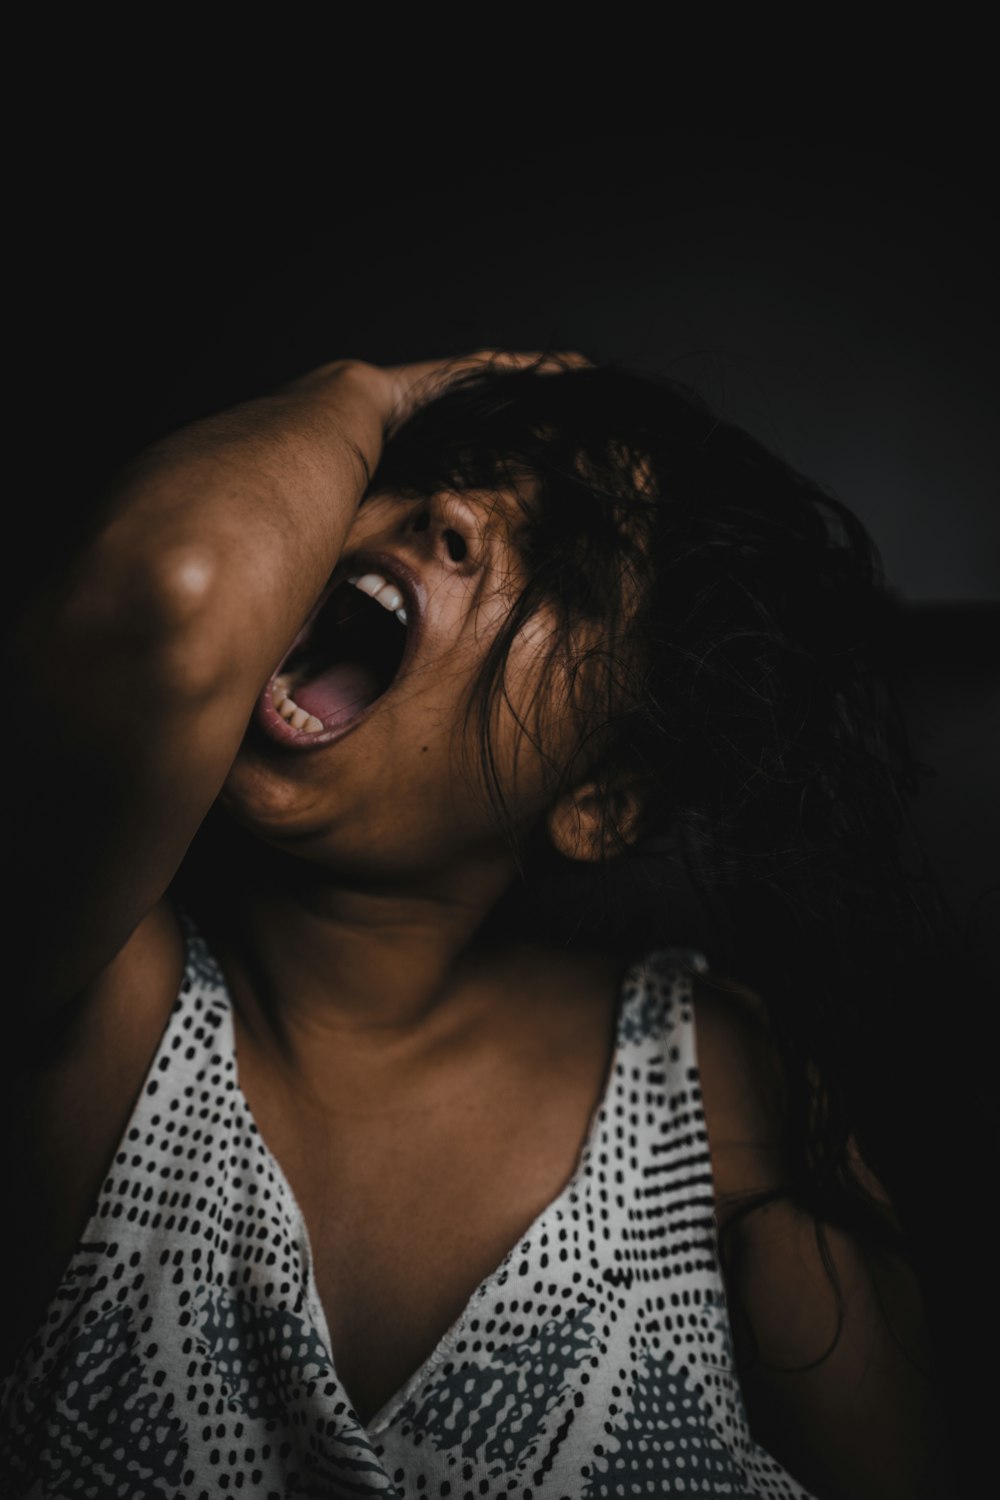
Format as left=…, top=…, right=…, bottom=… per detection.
left=412, top=512, right=431, bottom=533
left=443, top=529, right=467, bottom=563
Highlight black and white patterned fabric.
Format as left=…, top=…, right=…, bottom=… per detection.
left=1, top=907, right=817, bottom=1498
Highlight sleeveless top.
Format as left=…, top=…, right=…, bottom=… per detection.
left=1, top=908, right=818, bottom=1500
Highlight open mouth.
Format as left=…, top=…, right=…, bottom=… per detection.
left=252, top=565, right=414, bottom=749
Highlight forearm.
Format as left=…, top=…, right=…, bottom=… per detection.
left=70, top=361, right=388, bottom=696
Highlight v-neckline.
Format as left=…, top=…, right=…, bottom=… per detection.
left=178, top=906, right=638, bottom=1436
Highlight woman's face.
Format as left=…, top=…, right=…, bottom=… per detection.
left=219, top=487, right=600, bottom=883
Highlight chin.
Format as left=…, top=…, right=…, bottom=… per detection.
left=215, top=757, right=324, bottom=839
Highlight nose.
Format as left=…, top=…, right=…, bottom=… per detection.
left=406, top=503, right=470, bottom=565
left=359, top=489, right=491, bottom=574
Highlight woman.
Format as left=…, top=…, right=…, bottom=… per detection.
left=1, top=350, right=975, bottom=1497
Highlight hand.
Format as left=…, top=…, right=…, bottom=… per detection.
left=278, top=348, right=593, bottom=453
left=376, top=348, right=593, bottom=435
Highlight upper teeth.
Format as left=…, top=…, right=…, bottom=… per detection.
left=347, top=573, right=408, bottom=626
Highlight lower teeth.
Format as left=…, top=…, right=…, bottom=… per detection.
left=272, top=680, right=323, bottom=732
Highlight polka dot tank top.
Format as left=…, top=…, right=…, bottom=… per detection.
left=0, top=908, right=818, bottom=1499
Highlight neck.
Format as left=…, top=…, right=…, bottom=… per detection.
left=180, top=812, right=531, bottom=1090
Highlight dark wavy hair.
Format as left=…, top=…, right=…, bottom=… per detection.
left=347, top=351, right=991, bottom=1479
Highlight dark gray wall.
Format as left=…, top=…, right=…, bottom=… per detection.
left=28, top=130, right=998, bottom=607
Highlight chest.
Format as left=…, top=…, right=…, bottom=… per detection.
left=295, top=1131, right=568, bottom=1426
left=237, top=1000, right=619, bottom=1428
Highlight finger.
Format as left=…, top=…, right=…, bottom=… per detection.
left=467, top=349, right=593, bottom=372
left=554, top=350, right=594, bottom=368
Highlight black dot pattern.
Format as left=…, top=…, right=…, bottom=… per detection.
left=0, top=909, right=818, bottom=1498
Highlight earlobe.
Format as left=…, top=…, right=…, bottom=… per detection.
left=545, top=778, right=645, bottom=862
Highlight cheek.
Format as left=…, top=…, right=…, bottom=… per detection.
left=513, top=618, right=616, bottom=779
left=514, top=610, right=597, bottom=719
left=490, top=629, right=584, bottom=785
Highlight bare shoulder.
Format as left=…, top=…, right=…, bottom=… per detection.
left=690, top=969, right=952, bottom=1500
left=7, top=894, right=186, bottom=1074
left=1, top=896, right=186, bottom=1376
left=688, top=967, right=789, bottom=1219
left=4, top=891, right=186, bottom=1188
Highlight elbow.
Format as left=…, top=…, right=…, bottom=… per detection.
left=148, top=544, right=217, bottom=625
left=144, top=543, right=224, bottom=665
left=47, top=535, right=219, bottom=636
left=129, top=543, right=230, bottom=697
left=142, top=545, right=231, bottom=696
left=9, top=539, right=229, bottom=701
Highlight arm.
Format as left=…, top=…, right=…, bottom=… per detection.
left=5, top=348, right=568, bottom=1025
left=73, top=360, right=389, bottom=699
left=692, top=973, right=953, bottom=1500
left=58, top=348, right=575, bottom=703
left=3, top=360, right=393, bottom=1022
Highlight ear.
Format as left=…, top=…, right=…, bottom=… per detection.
left=545, top=775, right=646, bottom=863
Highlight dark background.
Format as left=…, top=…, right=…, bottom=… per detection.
left=18, top=127, right=999, bottom=970
left=9, top=130, right=994, bottom=1489
left=30, top=128, right=997, bottom=603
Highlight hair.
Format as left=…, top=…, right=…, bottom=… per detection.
left=351, top=351, right=993, bottom=1477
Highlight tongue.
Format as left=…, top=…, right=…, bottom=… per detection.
left=291, top=662, right=383, bottom=725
